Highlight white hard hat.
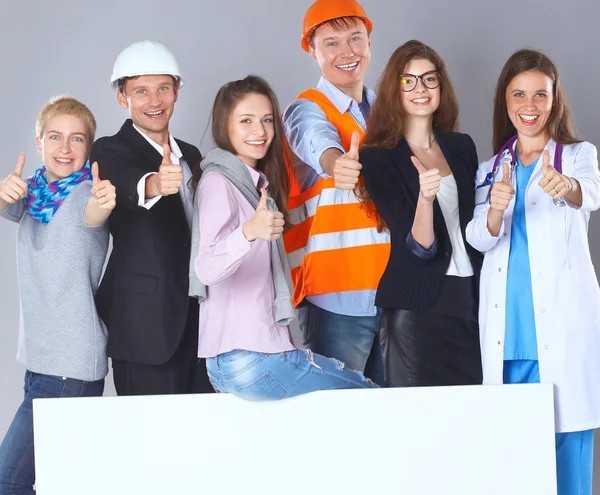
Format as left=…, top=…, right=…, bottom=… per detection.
left=110, top=40, right=185, bottom=89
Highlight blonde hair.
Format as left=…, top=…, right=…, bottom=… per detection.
left=36, top=96, right=97, bottom=150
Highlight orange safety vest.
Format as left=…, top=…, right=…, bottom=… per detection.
left=284, top=88, right=390, bottom=308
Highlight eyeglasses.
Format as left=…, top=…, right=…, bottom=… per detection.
left=399, top=70, right=441, bottom=92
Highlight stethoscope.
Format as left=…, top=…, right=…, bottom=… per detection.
left=490, top=135, right=565, bottom=206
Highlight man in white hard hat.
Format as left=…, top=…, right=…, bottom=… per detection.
left=91, top=40, right=212, bottom=395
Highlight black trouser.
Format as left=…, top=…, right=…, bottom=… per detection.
left=381, top=275, right=483, bottom=387
left=112, top=301, right=213, bottom=396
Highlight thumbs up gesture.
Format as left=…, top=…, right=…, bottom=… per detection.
left=538, top=149, right=571, bottom=200
left=332, top=131, right=363, bottom=190
left=156, top=143, right=183, bottom=196
left=412, top=156, right=441, bottom=203
left=489, top=162, right=515, bottom=212
left=0, top=154, right=29, bottom=204
left=90, top=162, right=116, bottom=210
left=242, top=188, right=285, bottom=242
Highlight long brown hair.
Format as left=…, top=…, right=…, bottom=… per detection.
left=192, top=75, right=290, bottom=220
left=359, top=40, right=459, bottom=231
left=493, top=49, right=580, bottom=155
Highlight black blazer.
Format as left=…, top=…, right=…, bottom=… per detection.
left=90, top=119, right=202, bottom=365
left=360, top=131, right=483, bottom=312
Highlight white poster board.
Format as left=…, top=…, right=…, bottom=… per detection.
left=33, top=384, right=557, bottom=495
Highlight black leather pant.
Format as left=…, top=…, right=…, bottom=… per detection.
left=381, top=276, right=483, bottom=387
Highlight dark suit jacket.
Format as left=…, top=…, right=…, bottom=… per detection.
left=360, top=131, right=483, bottom=312
left=90, top=119, right=202, bottom=365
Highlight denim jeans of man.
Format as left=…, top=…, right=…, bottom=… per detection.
left=0, top=371, right=104, bottom=495
left=298, top=301, right=385, bottom=386
left=206, top=349, right=377, bottom=400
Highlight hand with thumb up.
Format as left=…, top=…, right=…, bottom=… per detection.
left=412, top=156, right=441, bottom=203
left=538, top=149, right=571, bottom=200
left=90, top=162, right=116, bottom=211
left=242, top=188, right=285, bottom=242
left=332, top=131, right=363, bottom=190
left=489, top=162, right=515, bottom=212
left=157, top=143, right=183, bottom=196
left=0, top=154, right=29, bottom=207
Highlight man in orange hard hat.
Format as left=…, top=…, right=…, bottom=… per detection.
left=282, top=0, right=390, bottom=386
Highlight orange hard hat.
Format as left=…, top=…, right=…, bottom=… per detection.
left=301, top=0, right=373, bottom=52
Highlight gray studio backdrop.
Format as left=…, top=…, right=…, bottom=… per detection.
left=1, top=0, right=599, bottom=488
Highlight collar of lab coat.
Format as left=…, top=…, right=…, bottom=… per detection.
left=498, top=137, right=557, bottom=165
left=495, top=137, right=558, bottom=183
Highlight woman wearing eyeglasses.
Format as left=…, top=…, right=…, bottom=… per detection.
left=358, top=40, right=483, bottom=387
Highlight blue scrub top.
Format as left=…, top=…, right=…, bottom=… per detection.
left=504, top=153, right=540, bottom=360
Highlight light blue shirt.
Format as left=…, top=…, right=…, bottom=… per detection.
left=283, top=76, right=376, bottom=191
left=282, top=77, right=378, bottom=317
left=504, top=154, right=539, bottom=360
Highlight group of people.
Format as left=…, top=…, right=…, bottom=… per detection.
left=0, top=0, right=599, bottom=494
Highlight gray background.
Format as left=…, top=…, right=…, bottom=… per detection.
left=1, top=0, right=598, bottom=489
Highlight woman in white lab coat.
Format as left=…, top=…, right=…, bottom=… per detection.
left=466, top=49, right=600, bottom=495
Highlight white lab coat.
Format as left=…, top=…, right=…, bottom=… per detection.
left=466, top=139, right=600, bottom=433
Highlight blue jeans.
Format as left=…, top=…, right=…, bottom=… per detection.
left=206, top=349, right=377, bottom=400
left=503, top=360, right=594, bottom=495
left=0, top=371, right=104, bottom=495
left=298, top=301, right=385, bottom=386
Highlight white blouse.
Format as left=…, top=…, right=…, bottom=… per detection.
left=436, top=174, right=474, bottom=277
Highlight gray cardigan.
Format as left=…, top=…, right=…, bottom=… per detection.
left=0, top=182, right=109, bottom=381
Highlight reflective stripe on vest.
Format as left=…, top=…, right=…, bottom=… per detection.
left=283, top=88, right=390, bottom=307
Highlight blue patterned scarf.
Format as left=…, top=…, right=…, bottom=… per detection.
left=25, top=162, right=92, bottom=224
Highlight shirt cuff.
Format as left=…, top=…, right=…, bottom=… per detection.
left=406, top=231, right=437, bottom=259
left=312, top=143, right=346, bottom=178
left=486, top=214, right=505, bottom=239
left=137, top=173, right=162, bottom=209
left=225, top=225, right=253, bottom=257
